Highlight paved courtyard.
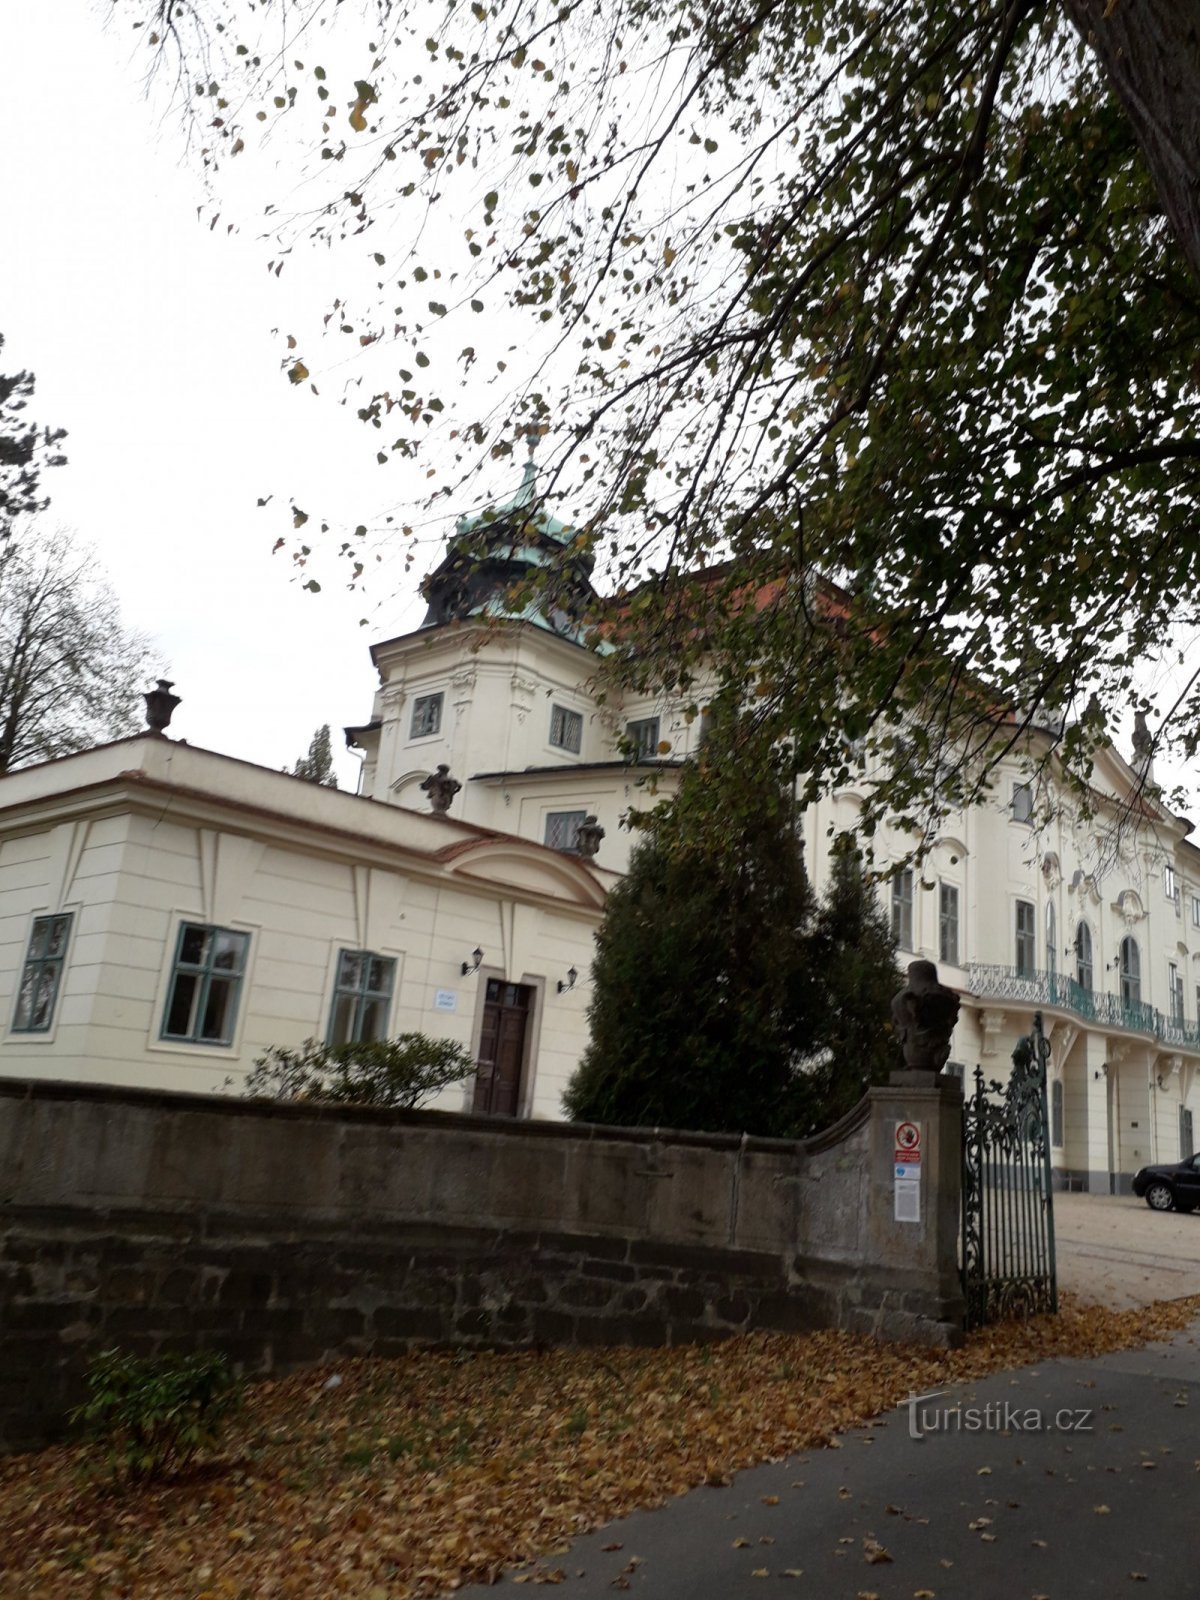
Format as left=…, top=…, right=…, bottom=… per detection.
left=1054, top=1189, right=1200, bottom=1307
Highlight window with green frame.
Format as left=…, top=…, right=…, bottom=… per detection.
left=328, top=950, right=396, bottom=1046
left=161, top=923, right=250, bottom=1045
left=12, top=913, right=73, bottom=1032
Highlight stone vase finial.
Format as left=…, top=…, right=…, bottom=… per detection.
left=144, top=679, right=181, bottom=736
left=890, top=959, right=961, bottom=1076
left=420, top=764, right=462, bottom=814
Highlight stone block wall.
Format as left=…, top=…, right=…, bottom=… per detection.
left=0, top=1076, right=963, bottom=1452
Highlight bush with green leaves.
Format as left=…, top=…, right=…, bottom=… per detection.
left=245, top=1032, right=476, bottom=1110
left=71, top=1347, right=238, bottom=1482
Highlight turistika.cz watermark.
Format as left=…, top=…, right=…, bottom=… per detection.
left=906, top=1390, right=1094, bottom=1441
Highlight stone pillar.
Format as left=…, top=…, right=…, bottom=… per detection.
left=863, top=1077, right=965, bottom=1343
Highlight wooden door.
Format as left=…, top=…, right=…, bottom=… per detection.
left=473, top=979, right=532, bottom=1116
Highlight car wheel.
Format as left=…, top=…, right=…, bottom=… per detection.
left=1145, top=1182, right=1175, bottom=1211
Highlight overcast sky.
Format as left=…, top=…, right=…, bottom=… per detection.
left=2, top=2, right=1195, bottom=817
left=0, top=1, right=445, bottom=789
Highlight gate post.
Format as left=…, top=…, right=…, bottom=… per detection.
left=864, top=1075, right=965, bottom=1343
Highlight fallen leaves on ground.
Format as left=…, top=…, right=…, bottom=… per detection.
left=1, top=1293, right=1195, bottom=1599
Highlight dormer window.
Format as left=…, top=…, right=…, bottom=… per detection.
left=410, top=692, right=444, bottom=740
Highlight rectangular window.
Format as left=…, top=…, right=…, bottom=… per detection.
left=1015, top=899, right=1036, bottom=978
left=12, top=913, right=73, bottom=1033
left=1011, top=782, right=1034, bottom=825
left=625, top=716, right=660, bottom=763
left=549, top=704, right=583, bottom=753
left=1169, top=962, right=1185, bottom=1025
left=545, top=810, right=588, bottom=852
left=409, top=692, right=443, bottom=740
left=328, top=949, right=396, bottom=1046
left=161, top=923, right=250, bottom=1046
left=938, top=883, right=959, bottom=966
left=891, top=869, right=913, bottom=950
left=1051, top=1078, right=1064, bottom=1149
left=1192, top=895, right=1200, bottom=929
left=1164, top=863, right=1177, bottom=901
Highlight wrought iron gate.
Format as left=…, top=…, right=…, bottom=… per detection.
left=960, top=1012, right=1058, bottom=1329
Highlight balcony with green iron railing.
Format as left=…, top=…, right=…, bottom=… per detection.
left=963, top=964, right=1200, bottom=1053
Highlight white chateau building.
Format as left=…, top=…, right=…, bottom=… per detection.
left=1, top=460, right=1198, bottom=1192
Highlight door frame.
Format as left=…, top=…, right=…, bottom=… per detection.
left=466, top=966, right=544, bottom=1118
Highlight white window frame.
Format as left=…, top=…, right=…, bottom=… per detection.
left=1075, top=921, right=1093, bottom=992
left=11, top=912, right=74, bottom=1034
left=1168, top=961, right=1185, bottom=1025
left=409, top=691, right=444, bottom=741
left=544, top=810, right=588, bottom=852
left=1119, top=935, right=1141, bottom=1007
left=1164, top=862, right=1178, bottom=902
left=938, top=882, right=959, bottom=967
left=327, top=948, right=396, bottom=1046
left=160, top=922, right=250, bottom=1047
left=1011, top=782, right=1034, bottom=826
left=1015, top=898, right=1036, bottom=978
left=891, top=869, right=914, bottom=950
left=549, top=704, right=583, bottom=754
left=624, top=716, right=661, bottom=763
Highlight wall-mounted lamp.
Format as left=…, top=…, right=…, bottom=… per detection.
left=461, top=947, right=484, bottom=977
left=1094, top=1063, right=1109, bottom=1080
left=557, top=966, right=578, bottom=995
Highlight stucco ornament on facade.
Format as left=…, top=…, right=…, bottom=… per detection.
left=980, top=1009, right=1007, bottom=1056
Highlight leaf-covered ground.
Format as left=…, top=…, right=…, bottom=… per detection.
left=2, top=1295, right=1196, bottom=1599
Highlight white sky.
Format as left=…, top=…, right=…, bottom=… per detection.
left=0, top=1, right=442, bottom=789
left=1, top=2, right=1195, bottom=814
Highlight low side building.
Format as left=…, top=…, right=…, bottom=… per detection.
left=0, top=736, right=609, bottom=1120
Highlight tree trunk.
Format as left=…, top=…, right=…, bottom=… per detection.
left=1066, top=0, right=1200, bottom=281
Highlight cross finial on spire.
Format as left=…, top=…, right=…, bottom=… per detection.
left=516, top=428, right=541, bottom=505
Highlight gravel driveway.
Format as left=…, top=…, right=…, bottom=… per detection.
left=1053, top=1190, right=1200, bottom=1307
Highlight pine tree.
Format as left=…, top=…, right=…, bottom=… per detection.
left=291, top=724, right=338, bottom=788
left=564, top=751, right=820, bottom=1136
left=785, top=838, right=904, bottom=1137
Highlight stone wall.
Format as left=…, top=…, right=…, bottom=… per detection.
left=0, top=1076, right=963, bottom=1453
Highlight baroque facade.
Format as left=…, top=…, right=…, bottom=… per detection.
left=2, top=460, right=1197, bottom=1189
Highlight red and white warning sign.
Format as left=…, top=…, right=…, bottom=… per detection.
left=895, top=1120, right=922, bottom=1163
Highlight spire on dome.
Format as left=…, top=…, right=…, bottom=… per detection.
left=513, top=432, right=539, bottom=509
left=417, top=429, right=598, bottom=640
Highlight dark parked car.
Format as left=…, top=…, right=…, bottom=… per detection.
left=1132, top=1153, right=1200, bottom=1212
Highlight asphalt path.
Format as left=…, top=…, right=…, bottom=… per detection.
left=455, top=1323, right=1200, bottom=1599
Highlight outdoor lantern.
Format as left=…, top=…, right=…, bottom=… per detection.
left=557, top=966, right=578, bottom=994
left=461, top=947, right=484, bottom=976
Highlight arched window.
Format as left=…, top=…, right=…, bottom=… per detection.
left=1046, top=902, right=1057, bottom=978
left=1075, top=922, right=1093, bottom=992
left=1119, top=936, right=1141, bottom=1006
